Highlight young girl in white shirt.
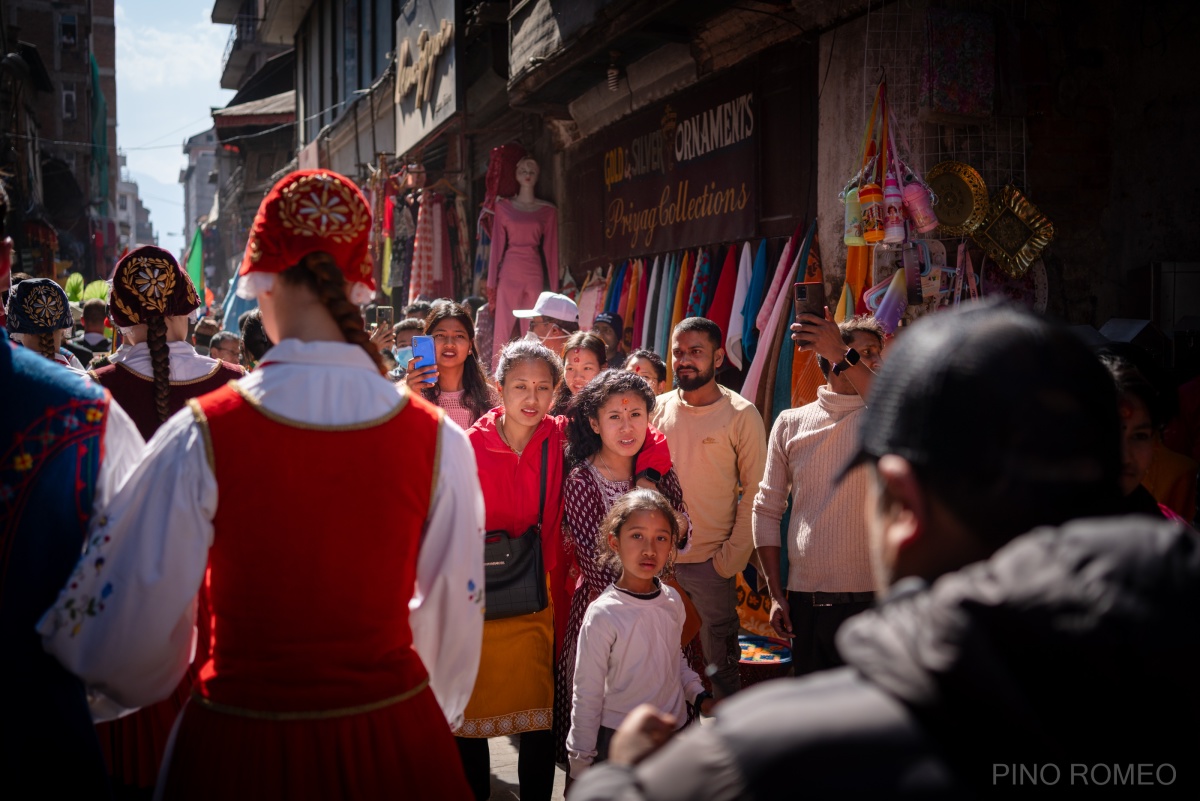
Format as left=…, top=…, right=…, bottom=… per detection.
left=566, top=489, right=714, bottom=780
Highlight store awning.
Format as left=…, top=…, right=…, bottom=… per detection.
left=213, top=90, right=295, bottom=131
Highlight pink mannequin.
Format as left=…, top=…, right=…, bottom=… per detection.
left=488, top=158, right=559, bottom=364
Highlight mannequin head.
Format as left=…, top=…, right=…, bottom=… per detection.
left=515, top=158, right=539, bottom=191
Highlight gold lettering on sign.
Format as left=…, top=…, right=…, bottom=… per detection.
left=604, top=179, right=751, bottom=249
left=394, top=19, right=454, bottom=109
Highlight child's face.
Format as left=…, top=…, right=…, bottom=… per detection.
left=589, top=391, right=648, bottom=460
left=394, top=329, right=416, bottom=349
left=609, top=509, right=674, bottom=587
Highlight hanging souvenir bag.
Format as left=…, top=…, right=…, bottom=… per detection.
left=483, top=439, right=550, bottom=620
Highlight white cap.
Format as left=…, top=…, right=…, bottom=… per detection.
left=512, top=291, right=578, bottom=322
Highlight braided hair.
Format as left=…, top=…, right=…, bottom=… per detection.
left=35, top=332, right=56, bottom=361
left=280, top=253, right=385, bottom=373
left=146, top=315, right=172, bottom=422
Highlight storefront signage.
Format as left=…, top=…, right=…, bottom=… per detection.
left=583, top=70, right=757, bottom=261
left=394, top=0, right=458, bottom=155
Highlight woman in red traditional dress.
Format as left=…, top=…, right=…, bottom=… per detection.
left=87, top=245, right=242, bottom=799
left=39, top=169, right=484, bottom=800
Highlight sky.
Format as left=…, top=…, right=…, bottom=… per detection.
left=114, top=2, right=235, bottom=260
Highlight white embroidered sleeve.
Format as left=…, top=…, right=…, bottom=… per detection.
left=409, top=419, right=485, bottom=731
left=37, top=407, right=216, bottom=718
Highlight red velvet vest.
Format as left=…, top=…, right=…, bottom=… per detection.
left=92, top=361, right=243, bottom=440
left=189, top=383, right=442, bottom=713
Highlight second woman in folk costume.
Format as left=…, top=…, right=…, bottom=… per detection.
left=39, top=169, right=485, bottom=800
left=92, top=245, right=244, bottom=441
left=5, top=277, right=85, bottom=373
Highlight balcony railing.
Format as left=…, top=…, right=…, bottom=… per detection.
left=221, top=14, right=259, bottom=76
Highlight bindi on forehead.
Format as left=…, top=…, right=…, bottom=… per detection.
left=622, top=397, right=629, bottom=406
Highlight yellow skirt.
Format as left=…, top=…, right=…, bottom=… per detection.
left=457, top=597, right=554, bottom=738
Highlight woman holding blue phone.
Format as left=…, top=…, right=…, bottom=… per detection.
left=405, top=302, right=498, bottom=430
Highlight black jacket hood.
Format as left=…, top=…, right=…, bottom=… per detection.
left=837, top=515, right=1200, bottom=788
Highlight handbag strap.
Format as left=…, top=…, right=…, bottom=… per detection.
left=536, top=437, right=549, bottom=532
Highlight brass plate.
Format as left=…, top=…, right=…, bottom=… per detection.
left=970, top=185, right=1055, bottom=279
left=926, top=160, right=989, bottom=238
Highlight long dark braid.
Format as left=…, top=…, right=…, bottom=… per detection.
left=36, top=332, right=56, bottom=360
left=282, top=254, right=385, bottom=374
left=146, top=315, right=172, bottom=422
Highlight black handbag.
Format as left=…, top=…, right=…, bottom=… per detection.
left=483, top=438, right=550, bottom=621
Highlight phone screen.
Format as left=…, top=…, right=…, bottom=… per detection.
left=411, top=335, right=437, bottom=383
left=793, top=281, right=827, bottom=319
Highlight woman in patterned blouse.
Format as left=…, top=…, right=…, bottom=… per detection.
left=552, top=369, right=691, bottom=762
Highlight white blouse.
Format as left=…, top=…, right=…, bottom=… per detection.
left=39, top=339, right=486, bottom=730
left=108, top=340, right=226, bottom=381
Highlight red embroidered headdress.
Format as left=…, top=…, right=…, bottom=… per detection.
left=109, top=245, right=200, bottom=328
left=239, top=170, right=375, bottom=302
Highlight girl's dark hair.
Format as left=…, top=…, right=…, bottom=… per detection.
left=35, top=332, right=56, bottom=361
left=597, top=488, right=681, bottom=576
left=552, top=331, right=608, bottom=414
left=421, top=302, right=498, bottom=425
left=279, top=254, right=384, bottom=373
left=624, top=349, right=667, bottom=384
left=495, top=339, right=562, bottom=387
left=564, top=368, right=656, bottom=465
left=146, top=315, right=172, bottom=422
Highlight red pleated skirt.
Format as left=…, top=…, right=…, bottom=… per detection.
left=158, top=684, right=472, bottom=800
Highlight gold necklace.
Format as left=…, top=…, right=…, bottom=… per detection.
left=498, top=415, right=524, bottom=456
left=597, top=451, right=632, bottom=482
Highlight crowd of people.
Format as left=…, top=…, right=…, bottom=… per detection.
left=4, top=170, right=1199, bottom=799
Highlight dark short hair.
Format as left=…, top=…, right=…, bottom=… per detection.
left=404, top=300, right=433, bottom=319
left=394, top=318, right=424, bottom=334
left=847, top=303, right=1121, bottom=551
left=81, top=298, right=107, bottom=325
left=817, top=315, right=885, bottom=378
left=238, top=309, right=272, bottom=362
left=210, top=330, right=240, bottom=350
left=672, top=316, right=722, bottom=349
left=624, top=349, right=667, bottom=384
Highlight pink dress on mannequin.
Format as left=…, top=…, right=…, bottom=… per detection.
left=488, top=197, right=558, bottom=363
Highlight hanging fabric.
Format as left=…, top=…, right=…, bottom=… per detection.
left=707, top=245, right=738, bottom=347
left=725, top=242, right=754, bottom=369
left=742, top=225, right=810, bottom=404
left=684, top=248, right=712, bottom=317
left=409, top=194, right=436, bottom=303
left=632, top=257, right=651, bottom=350
left=755, top=223, right=804, bottom=333
left=740, top=240, right=771, bottom=364
left=657, top=253, right=678, bottom=357
left=639, top=256, right=660, bottom=351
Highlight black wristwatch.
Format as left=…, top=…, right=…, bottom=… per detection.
left=831, top=347, right=860, bottom=376
left=634, top=468, right=663, bottom=485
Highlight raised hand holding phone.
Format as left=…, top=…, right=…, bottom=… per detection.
left=405, top=335, right=439, bottom=389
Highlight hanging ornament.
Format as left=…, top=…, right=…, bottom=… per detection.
left=883, top=172, right=906, bottom=244
left=843, top=187, right=865, bottom=246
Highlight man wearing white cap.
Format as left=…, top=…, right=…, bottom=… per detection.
left=512, top=290, right=579, bottom=357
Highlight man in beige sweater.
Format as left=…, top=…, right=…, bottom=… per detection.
left=652, top=317, right=767, bottom=698
left=753, top=314, right=885, bottom=675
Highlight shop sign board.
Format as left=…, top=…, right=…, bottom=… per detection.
left=394, top=0, right=458, bottom=155
left=581, top=69, right=758, bottom=261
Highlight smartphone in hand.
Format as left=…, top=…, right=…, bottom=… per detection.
left=377, top=306, right=394, bottom=330
left=794, top=281, right=827, bottom=319
left=411, top=335, right=438, bottom=384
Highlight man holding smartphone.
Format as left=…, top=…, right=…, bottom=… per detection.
left=751, top=310, right=885, bottom=675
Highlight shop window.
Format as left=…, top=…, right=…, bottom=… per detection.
left=119, top=195, right=128, bottom=211
left=61, top=15, right=78, bottom=50
left=62, top=85, right=77, bottom=120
